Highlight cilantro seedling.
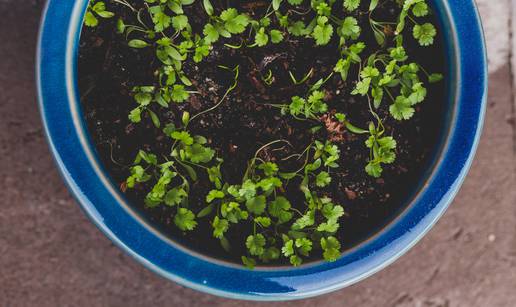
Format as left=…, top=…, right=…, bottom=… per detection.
left=96, top=0, right=446, bottom=268
left=343, top=0, right=360, bottom=11
left=282, top=90, right=328, bottom=120
left=396, top=0, right=436, bottom=46
left=312, top=16, right=334, bottom=45
left=364, top=122, right=397, bottom=178
left=85, top=1, right=114, bottom=27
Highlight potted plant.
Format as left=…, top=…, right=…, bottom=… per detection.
left=38, top=0, right=487, bottom=300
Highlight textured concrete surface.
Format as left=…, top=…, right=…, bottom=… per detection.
left=1, top=1, right=516, bottom=306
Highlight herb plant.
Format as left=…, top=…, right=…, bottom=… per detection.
left=85, top=1, right=114, bottom=27
left=85, top=0, right=444, bottom=268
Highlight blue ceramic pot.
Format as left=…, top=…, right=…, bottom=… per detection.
left=37, top=0, right=487, bottom=301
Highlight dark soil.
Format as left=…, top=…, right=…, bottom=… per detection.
left=78, top=1, right=447, bottom=264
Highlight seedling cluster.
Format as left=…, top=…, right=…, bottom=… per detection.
left=86, top=0, right=443, bottom=267
left=85, top=1, right=114, bottom=27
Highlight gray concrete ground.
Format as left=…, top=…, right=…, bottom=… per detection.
left=1, top=1, right=516, bottom=306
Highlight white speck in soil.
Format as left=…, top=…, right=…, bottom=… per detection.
left=488, top=234, right=496, bottom=242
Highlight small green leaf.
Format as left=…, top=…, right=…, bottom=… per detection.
left=164, top=46, right=183, bottom=61
left=340, top=17, right=360, bottom=39
left=174, top=208, right=197, bottom=231
left=270, top=30, right=284, bottom=44
left=317, top=219, right=339, bottom=233
left=170, top=84, right=190, bottom=103
left=172, top=15, right=189, bottom=31
left=288, top=21, right=306, bottom=36
left=220, top=236, right=231, bottom=252
left=165, top=187, right=187, bottom=206
left=182, top=111, right=190, bottom=126
left=281, top=239, right=295, bottom=257
left=245, top=195, right=266, bottom=215
left=97, top=10, right=114, bottom=18
left=221, top=8, right=249, bottom=34
left=180, top=162, right=198, bottom=181
left=289, top=255, right=302, bottom=266
left=279, top=172, right=297, bottom=180
left=255, top=27, right=269, bottom=46
left=389, top=96, right=415, bottom=120
left=258, top=162, right=279, bottom=177
left=412, top=2, right=429, bottom=17
left=321, top=236, right=341, bottom=262
left=343, top=0, right=360, bottom=11
left=369, top=0, right=379, bottom=11
left=246, top=234, right=266, bottom=256
left=206, top=189, right=225, bottom=203
left=128, top=108, right=142, bottom=123
left=128, top=39, right=149, bottom=48
left=203, top=0, right=214, bottom=15
left=116, top=18, right=126, bottom=33
left=312, top=17, right=333, bottom=45
left=197, top=204, right=214, bottom=217
left=212, top=216, right=229, bottom=238
left=315, top=171, right=331, bottom=187
left=295, top=237, right=312, bottom=256
left=203, top=23, right=220, bottom=43
left=84, top=11, right=99, bottom=27
left=322, top=204, right=345, bottom=220
left=292, top=210, right=315, bottom=230
left=148, top=109, right=160, bottom=128
left=242, top=256, right=256, bottom=269
left=239, top=180, right=257, bottom=200
left=429, top=73, right=443, bottom=83
left=171, top=130, right=194, bottom=145
left=254, top=216, right=271, bottom=227
left=365, top=162, right=383, bottom=178
left=272, top=0, right=282, bottom=11
left=413, top=23, right=436, bottom=46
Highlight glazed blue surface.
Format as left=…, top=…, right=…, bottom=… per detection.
left=37, top=0, right=487, bottom=300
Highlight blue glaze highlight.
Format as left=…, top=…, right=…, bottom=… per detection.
left=37, top=0, right=487, bottom=301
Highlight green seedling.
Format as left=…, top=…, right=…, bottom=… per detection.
left=85, top=1, right=114, bottom=27
left=97, top=0, right=444, bottom=268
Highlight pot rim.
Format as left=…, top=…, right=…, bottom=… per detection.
left=37, top=0, right=487, bottom=301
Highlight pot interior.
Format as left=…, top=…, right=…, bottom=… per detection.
left=73, top=0, right=456, bottom=267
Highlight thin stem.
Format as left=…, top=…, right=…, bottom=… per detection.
left=112, top=0, right=137, bottom=12
left=180, top=159, right=209, bottom=170
left=189, top=65, right=240, bottom=124
left=407, top=15, right=419, bottom=26
left=384, top=87, right=396, bottom=102
left=417, top=63, right=432, bottom=78
left=242, top=139, right=292, bottom=182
